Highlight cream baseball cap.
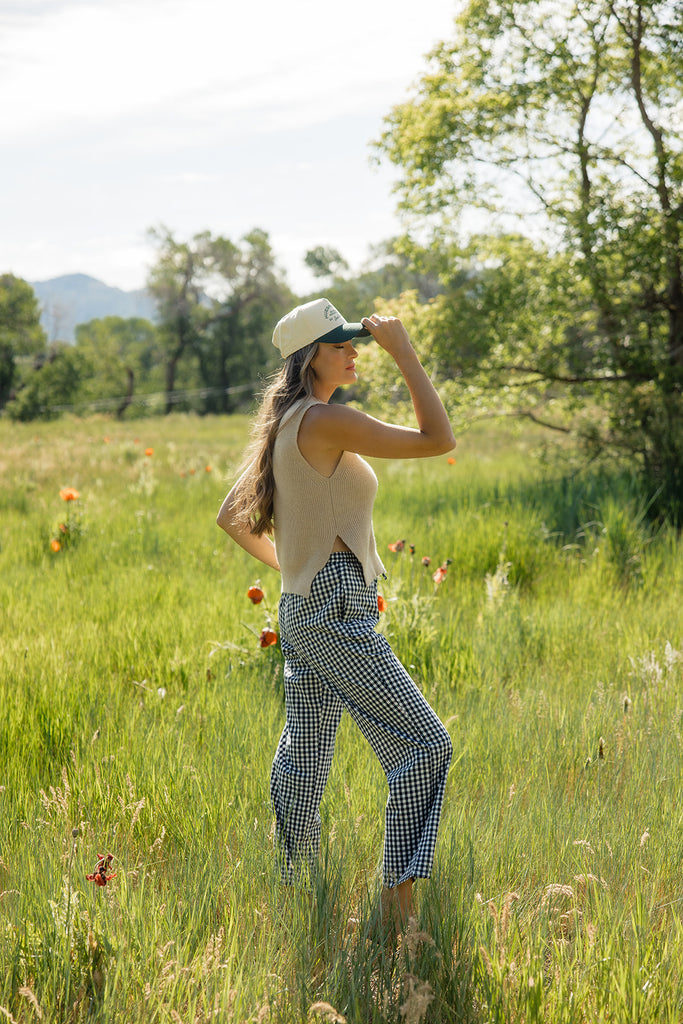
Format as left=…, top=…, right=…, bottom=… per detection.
left=272, top=298, right=370, bottom=359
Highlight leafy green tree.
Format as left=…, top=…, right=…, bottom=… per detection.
left=75, top=317, right=163, bottom=417
left=302, top=239, right=442, bottom=323
left=6, top=343, right=90, bottom=421
left=304, top=246, right=350, bottom=281
left=195, top=229, right=293, bottom=413
left=377, top=0, right=683, bottom=518
left=147, top=228, right=215, bottom=413
left=0, top=274, right=47, bottom=409
left=147, top=227, right=292, bottom=414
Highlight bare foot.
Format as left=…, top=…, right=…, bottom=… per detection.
left=380, top=878, right=414, bottom=935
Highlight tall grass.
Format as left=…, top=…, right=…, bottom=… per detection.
left=1, top=414, right=682, bottom=1022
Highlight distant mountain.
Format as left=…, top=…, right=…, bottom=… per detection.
left=31, top=273, right=158, bottom=343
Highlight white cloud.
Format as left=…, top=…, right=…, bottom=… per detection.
left=0, top=0, right=459, bottom=289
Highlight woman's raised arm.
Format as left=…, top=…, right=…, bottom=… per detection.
left=303, top=315, right=455, bottom=461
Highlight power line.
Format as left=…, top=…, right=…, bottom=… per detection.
left=48, top=383, right=256, bottom=414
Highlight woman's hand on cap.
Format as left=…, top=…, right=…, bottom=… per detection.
left=361, top=315, right=412, bottom=358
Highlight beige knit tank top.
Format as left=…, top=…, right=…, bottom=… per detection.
left=272, top=396, right=385, bottom=597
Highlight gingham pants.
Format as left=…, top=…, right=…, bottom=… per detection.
left=270, top=552, right=452, bottom=888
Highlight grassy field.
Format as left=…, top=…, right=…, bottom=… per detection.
left=1, top=413, right=682, bottom=1023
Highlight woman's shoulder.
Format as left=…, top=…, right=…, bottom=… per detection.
left=279, top=394, right=323, bottom=433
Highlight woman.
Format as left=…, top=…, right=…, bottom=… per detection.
left=217, top=298, right=455, bottom=929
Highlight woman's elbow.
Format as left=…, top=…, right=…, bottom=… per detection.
left=216, top=511, right=232, bottom=535
left=216, top=496, right=238, bottom=535
left=425, top=431, right=456, bottom=456
left=441, top=431, right=457, bottom=454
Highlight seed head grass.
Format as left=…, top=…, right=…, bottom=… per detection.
left=0, top=414, right=682, bottom=1022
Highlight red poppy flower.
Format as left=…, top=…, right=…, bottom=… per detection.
left=247, top=584, right=265, bottom=604
left=86, top=853, right=116, bottom=887
left=259, top=628, right=278, bottom=648
left=50, top=539, right=61, bottom=552
left=377, top=594, right=388, bottom=613
left=205, top=465, right=212, bottom=473
left=432, top=565, right=448, bottom=585
left=59, top=487, right=80, bottom=502
left=388, top=539, right=406, bottom=553
left=447, top=457, right=456, bottom=465
left=145, top=447, right=154, bottom=457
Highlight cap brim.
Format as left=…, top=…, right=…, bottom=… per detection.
left=315, top=323, right=372, bottom=344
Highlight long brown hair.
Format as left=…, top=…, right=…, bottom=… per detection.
left=230, top=343, right=319, bottom=536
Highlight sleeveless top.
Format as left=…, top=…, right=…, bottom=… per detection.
left=272, top=396, right=385, bottom=596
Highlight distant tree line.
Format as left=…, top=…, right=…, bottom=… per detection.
left=1, top=0, right=681, bottom=520
left=0, top=231, right=438, bottom=422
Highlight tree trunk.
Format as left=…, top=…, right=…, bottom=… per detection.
left=116, top=367, right=135, bottom=419
left=165, top=355, right=179, bottom=415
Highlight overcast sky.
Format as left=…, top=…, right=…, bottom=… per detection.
left=0, top=0, right=458, bottom=294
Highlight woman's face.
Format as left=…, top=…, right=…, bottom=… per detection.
left=310, top=340, right=358, bottom=391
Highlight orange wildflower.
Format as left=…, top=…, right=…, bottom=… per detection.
left=432, top=558, right=453, bottom=585
left=377, top=594, right=388, bottom=613
left=388, top=539, right=406, bottom=553
left=422, top=556, right=431, bottom=567
left=447, top=457, right=456, bottom=465
left=50, top=539, right=61, bottom=552
left=59, top=487, right=80, bottom=502
left=259, top=627, right=278, bottom=648
left=86, top=853, right=116, bottom=887
left=145, top=447, right=154, bottom=457
left=205, top=465, right=212, bottom=473
left=247, top=584, right=265, bottom=604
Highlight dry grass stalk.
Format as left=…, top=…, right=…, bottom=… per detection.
left=402, top=915, right=437, bottom=958
left=541, top=884, right=574, bottom=908
left=574, top=873, right=607, bottom=899
left=18, top=986, right=43, bottom=1020
left=479, top=944, right=493, bottom=977
left=308, top=1001, right=346, bottom=1023
left=399, top=974, right=434, bottom=1024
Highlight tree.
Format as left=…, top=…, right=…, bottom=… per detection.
left=75, top=317, right=163, bottom=417
left=147, top=227, right=292, bottom=414
left=0, top=274, right=47, bottom=409
left=304, top=246, right=350, bottom=281
left=5, top=343, right=90, bottom=421
left=377, top=0, right=683, bottom=518
left=195, top=229, right=293, bottom=414
left=301, top=238, right=442, bottom=323
left=146, top=228, right=214, bottom=414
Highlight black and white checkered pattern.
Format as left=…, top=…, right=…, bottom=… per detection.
left=270, top=552, right=453, bottom=888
